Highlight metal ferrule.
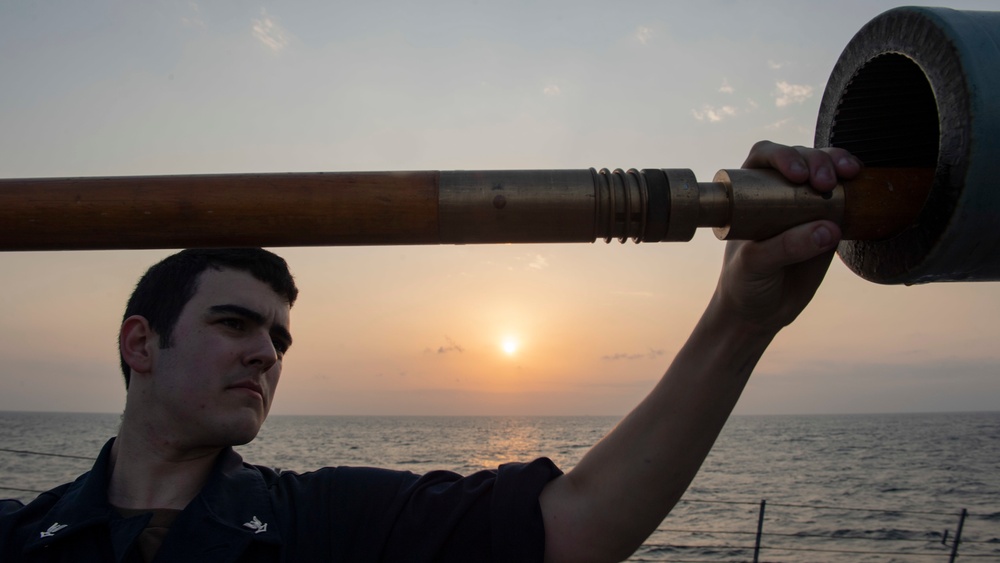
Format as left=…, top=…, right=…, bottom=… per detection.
left=709, top=169, right=845, bottom=240
left=439, top=169, right=598, bottom=244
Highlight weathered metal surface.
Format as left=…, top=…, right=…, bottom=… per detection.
left=816, top=6, right=1000, bottom=284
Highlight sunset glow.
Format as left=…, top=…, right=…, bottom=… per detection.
left=1, top=1, right=998, bottom=417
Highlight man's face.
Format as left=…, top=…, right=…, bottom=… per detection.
left=146, top=267, right=292, bottom=449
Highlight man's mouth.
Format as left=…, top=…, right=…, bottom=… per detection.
left=228, top=380, right=265, bottom=401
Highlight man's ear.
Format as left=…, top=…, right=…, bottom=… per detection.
left=120, top=315, right=157, bottom=377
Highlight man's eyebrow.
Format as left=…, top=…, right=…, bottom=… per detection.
left=208, top=304, right=293, bottom=348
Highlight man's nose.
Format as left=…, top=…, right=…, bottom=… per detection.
left=244, top=331, right=278, bottom=370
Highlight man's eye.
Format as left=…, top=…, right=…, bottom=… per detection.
left=220, top=318, right=245, bottom=330
left=272, top=340, right=289, bottom=355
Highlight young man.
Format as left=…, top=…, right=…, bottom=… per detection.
left=0, top=141, right=861, bottom=562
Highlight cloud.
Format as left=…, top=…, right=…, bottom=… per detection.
left=602, top=349, right=665, bottom=361
left=692, top=104, right=737, bottom=123
left=512, top=253, right=550, bottom=270
left=719, top=79, right=734, bottom=94
left=428, top=337, right=464, bottom=355
left=543, top=85, right=561, bottom=96
left=767, top=60, right=786, bottom=70
left=528, top=254, right=549, bottom=270
left=181, top=2, right=205, bottom=28
left=774, top=81, right=813, bottom=107
left=252, top=9, right=289, bottom=52
left=765, top=117, right=793, bottom=130
left=635, top=26, right=653, bottom=45
left=611, top=290, right=656, bottom=298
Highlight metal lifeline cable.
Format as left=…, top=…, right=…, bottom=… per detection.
left=628, top=559, right=752, bottom=563
left=0, top=486, right=45, bottom=493
left=648, top=530, right=760, bottom=537
left=650, top=530, right=952, bottom=544
left=763, top=499, right=961, bottom=517
left=675, top=498, right=761, bottom=506
left=637, top=543, right=754, bottom=552
left=665, top=501, right=977, bottom=525
left=956, top=538, right=1000, bottom=545
left=753, top=545, right=954, bottom=557
left=674, top=496, right=962, bottom=517
left=754, top=530, right=951, bottom=544
left=627, top=560, right=729, bottom=563
left=627, top=559, right=744, bottom=563
left=0, top=447, right=93, bottom=460
left=0, top=447, right=92, bottom=495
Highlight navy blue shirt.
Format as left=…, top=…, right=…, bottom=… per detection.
left=0, top=439, right=562, bottom=562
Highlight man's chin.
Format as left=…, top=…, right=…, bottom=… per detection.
left=230, top=435, right=257, bottom=447
left=212, top=413, right=265, bottom=447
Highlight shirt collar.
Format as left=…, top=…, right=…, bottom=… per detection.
left=24, top=438, right=122, bottom=553
left=24, top=437, right=282, bottom=559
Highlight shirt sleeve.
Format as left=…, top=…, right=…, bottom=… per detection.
left=272, top=457, right=563, bottom=563
left=380, top=457, right=563, bottom=563
left=0, top=499, right=25, bottom=516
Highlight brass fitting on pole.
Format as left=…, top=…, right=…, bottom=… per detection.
left=708, top=167, right=932, bottom=241
left=435, top=167, right=931, bottom=246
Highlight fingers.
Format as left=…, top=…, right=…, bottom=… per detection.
left=739, top=220, right=842, bottom=276
left=805, top=147, right=862, bottom=190
left=742, top=140, right=863, bottom=191
left=715, top=220, right=841, bottom=334
left=742, top=141, right=809, bottom=183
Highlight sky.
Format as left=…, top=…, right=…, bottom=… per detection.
left=1, top=0, right=999, bottom=416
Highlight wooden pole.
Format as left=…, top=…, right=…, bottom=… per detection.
left=0, top=167, right=933, bottom=251
left=0, top=172, right=442, bottom=250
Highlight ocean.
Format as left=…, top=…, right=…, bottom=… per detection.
left=1, top=411, right=997, bottom=562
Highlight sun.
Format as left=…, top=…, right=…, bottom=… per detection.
left=501, top=337, right=519, bottom=356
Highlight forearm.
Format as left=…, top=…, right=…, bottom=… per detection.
left=541, top=296, right=778, bottom=563
left=539, top=143, right=852, bottom=563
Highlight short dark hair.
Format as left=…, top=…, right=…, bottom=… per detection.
left=119, top=248, right=298, bottom=388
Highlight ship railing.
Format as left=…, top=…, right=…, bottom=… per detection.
left=632, top=497, right=996, bottom=562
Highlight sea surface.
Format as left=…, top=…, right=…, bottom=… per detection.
left=1, top=411, right=998, bottom=562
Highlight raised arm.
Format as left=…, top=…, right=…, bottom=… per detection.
left=539, top=142, right=862, bottom=563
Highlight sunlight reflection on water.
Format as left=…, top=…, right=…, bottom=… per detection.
left=2, top=412, right=998, bottom=561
